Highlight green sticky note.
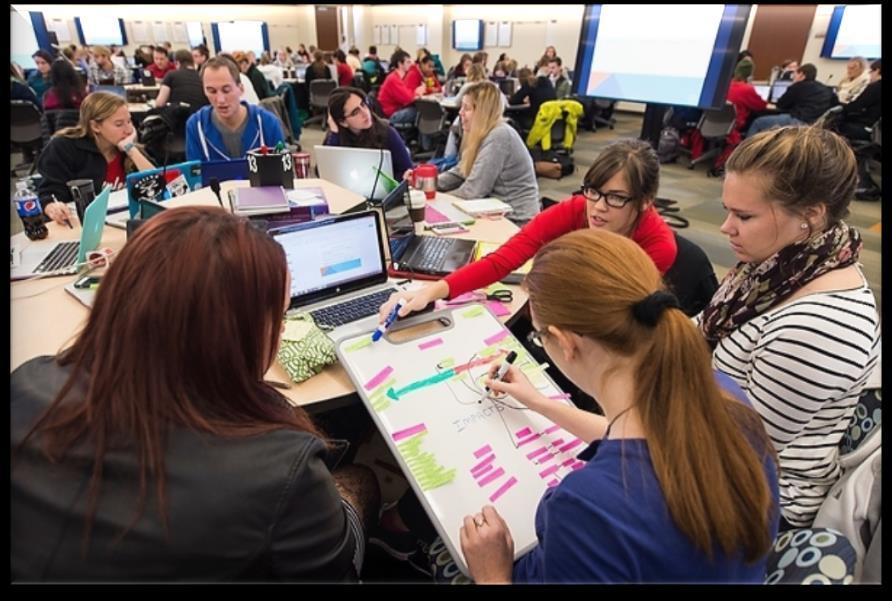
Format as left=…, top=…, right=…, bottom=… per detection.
left=461, top=306, right=485, bottom=318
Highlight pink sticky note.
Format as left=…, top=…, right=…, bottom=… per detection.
left=515, top=427, right=533, bottom=438
left=571, top=461, right=585, bottom=471
left=392, top=423, right=426, bottom=442
left=418, top=337, right=444, bottom=351
left=477, top=467, right=505, bottom=487
left=547, top=479, right=560, bottom=488
left=487, top=301, right=511, bottom=317
left=472, top=463, right=493, bottom=478
left=562, top=458, right=576, bottom=467
left=474, top=444, right=493, bottom=458
left=488, top=476, right=518, bottom=503
left=558, top=439, right=584, bottom=454
left=550, top=438, right=565, bottom=448
left=537, top=453, right=556, bottom=465
left=517, top=433, right=541, bottom=447
left=526, top=446, right=549, bottom=460
left=364, top=366, right=394, bottom=391
left=483, top=329, right=509, bottom=346
left=543, top=424, right=561, bottom=435
left=425, top=205, right=452, bottom=224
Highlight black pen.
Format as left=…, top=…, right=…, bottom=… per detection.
left=51, top=194, right=74, bottom=229
left=485, top=351, right=518, bottom=393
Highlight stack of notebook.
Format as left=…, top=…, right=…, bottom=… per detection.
left=228, top=186, right=291, bottom=216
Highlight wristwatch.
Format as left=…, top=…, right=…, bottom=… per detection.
left=121, top=141, right=135, bottom=153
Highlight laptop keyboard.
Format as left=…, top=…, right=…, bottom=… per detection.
left=412, top=237, right=454, bottom=273
left=34, top=241, right=80, bottom=274
left=309, top=287, right=397, bottom=329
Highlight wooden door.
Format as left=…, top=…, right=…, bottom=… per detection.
left=746, top=5, right=817, bottom=80
left=315, top=5, right=339, bottom=51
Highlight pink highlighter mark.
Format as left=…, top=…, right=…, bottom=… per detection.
left=483, top=329, right=510, bottom=347
left=558, top=439, right=584, bottom=454
left=515, top=427, right=533, bottom=438
left=488, top=476, right=518, bottom=503
left=472, top=463, right=493, bottom=478
left=392, top=423, right=427, bottom=442
left=539, top=464, right=559, bottom=479
left=471, top=453, right=496, bottom=474
left=543, top=424, right=561, bottom=435
left=474, top=444, right=493, bottom=458
left=418, top=338, right=444, bottom=351
left=364, top=366, right=394, bottom=391
left=537, top=453, right=556, bottom=465
left=477, top=467, right=505, bottom=487
left=526, top=446, right=549, bottom=460
left=517, top=433, right=541, bottom=447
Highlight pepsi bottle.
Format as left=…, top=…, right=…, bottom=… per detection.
left=13, top=180, right=48, bottom=240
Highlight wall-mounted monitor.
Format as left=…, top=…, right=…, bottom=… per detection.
left=452, top=19, right=484, bottom=51
left=572, top=4, right=751, bottom=109
left=820, top=5, right=881, bottom=59
left=212, top=21, right=269, bottom=57
left=186, top=21, right=205, bottom=48
left=75, top=16, right=128, bottom=46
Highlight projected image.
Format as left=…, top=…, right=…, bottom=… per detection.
left=825, top=5, right=881, bottom=59
left=453, top=19, right=483, bottom=51
left=574, top=4, right=750, bottom=109
left=76, top=16, right=126, bottom=46
left=216, top=21, right=266, bottom=57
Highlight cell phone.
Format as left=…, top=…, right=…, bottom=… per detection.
left=429, top=223, right=469, bottom=235
left=74, top=275, right=102, bottom=289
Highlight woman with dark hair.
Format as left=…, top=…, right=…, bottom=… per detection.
left=509, top=66, right=556, bottom=131
left=324, top=86, right=413, bottom=177
left=304, top=50, right=331, bottom=88
left=43, top=58, right=87, bottom=110
left=28, top=49, right=53, bottom=104
left=11, top=206, right=380, bottom=581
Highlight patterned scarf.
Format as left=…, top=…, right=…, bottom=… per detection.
left=700, top=221, right=862, bottom=348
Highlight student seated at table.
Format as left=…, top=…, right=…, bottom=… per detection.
left=11, top=206, right=380, bottom=581
left=456, top=229, right=779, bottom=583
left=324, top=86, right=413, bottom=178
left=10, top=62, right=38, bottom=105
left=27, top=49, right=53, bottom=105
left=43, top=58, right=88, bottom=111
left=383, top=138, right=680, bottom=320
left=405, top=54, right=443, bottom=96
left=37, top=91, right=155, bottom=225
left=699, top=125, right=880, bottom=530
left=87, top=45, right=131, bottom=86
left=146, top=45, right=176, bottom=81
left=836, top=56, right=871, bottom=104
left=154, top=49, right=208, bottom=112
left=509, top=67, right=556, bottom=131
left=429, top=82, right=540, bottom=226
left=234, top=51, right=272, bottom=101
left=185, top=57, right=285, bottom=162
left=746, top=63, right=836, bottom=137
left=378, top=49, right=426, bottom=126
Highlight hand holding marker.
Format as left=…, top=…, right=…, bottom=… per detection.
left=372, top=299, right=406, bottom=343
left=485, top=350, right=517, bottom=393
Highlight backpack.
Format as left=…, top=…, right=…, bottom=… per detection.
left=657, top=126, right=681, bottom=164
left=531, top=148, right=575, bottom=179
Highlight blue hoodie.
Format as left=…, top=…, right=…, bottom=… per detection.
left=185, top=101, right=285, bottom=161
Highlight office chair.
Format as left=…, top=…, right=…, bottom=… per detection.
left=11, top=100, right=44, bottom=176
left=497, top=78, right=516, bottom=97
left=40, top=108, right=81, bottom=147
left=593, top=98, right=617, bottom=130
left=852, top=118, right=882, bottom=200
left=305, top=79, right=336, bottom=128
left=682, top=101, right=737, bottom=170
left=412, top=99, right=450, bottom=161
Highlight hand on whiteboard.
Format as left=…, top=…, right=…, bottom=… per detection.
left=378, top=280, right=448, bottom=322
left=485, top=364, right=544, bottom=411
left=460, top=505, right=514, bottom=584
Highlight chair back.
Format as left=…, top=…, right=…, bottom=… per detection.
left=41, top=109, right=81, bottom=145
left=871, top=117, right=881, bottom=146
left=497, top=78, right=516, bottom=96
left=366, top=89, right=386, bottom=118
left=309, top=79, right=337, bottom=109
left=663, top=232, right=719, bottom=317
left=697, top=102, right=736, bottom=139
left=351, top=70, right=369, bottom=92
left=814, top=105, right=843, bottom=129
left=416, top=100, right=447, bottom=136
left=11, top=100, right=43, bottom=145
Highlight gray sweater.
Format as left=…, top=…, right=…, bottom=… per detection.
left=437, top=122, right=540, bottom=225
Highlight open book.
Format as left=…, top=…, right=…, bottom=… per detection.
left=452, top=197, right=513, bottom=217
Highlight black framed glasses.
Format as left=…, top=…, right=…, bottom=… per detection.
left=345, top=98, right=368, bottom=119
left=582, top=186, right=634, bottom=209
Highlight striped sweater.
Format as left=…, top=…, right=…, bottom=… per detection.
left=707, top=283, right=880, bottom=527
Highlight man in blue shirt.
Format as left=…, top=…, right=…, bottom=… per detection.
left=185, top=56, right=285, bottom=162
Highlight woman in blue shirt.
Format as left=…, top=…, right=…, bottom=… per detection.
left=27, top=50, right=53, bottom=106
left=467, top=229, right=779, bottom=583
left=324, top=86, right=413, bottom=178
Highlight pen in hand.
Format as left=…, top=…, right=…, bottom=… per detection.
left=372, top=299, right=405, bottom=343
left=51, top=194, right=74, bottom=229
left=485, top=350, right=518, bottom=393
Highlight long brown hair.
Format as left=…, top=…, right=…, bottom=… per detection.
left=524, top=229, right=776, bottom=562
left=327, top=86, right=390, bottom=148
left=17, top=207, right=325, bottom=551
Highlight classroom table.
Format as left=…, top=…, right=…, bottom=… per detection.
left=11, top=178, right=527, bottom=412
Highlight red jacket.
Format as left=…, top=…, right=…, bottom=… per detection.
left=443, top=196, right=677, bottom=298
left=336, top=62, right=354, bottom=87
left=378, top=70, right=417, bottom=117
left=404, top=65, right=442, bottom=95
left=726, top=80, right=767, bottom=132
left=147, top=62, right=175, bottom=81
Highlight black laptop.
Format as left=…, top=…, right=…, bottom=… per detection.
left=375, top=180, right=476, bottom=277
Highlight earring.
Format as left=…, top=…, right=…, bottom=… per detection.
left=800, top=222, right=809, bottom=230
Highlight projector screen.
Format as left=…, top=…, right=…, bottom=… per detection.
left=75, top=16, right=127, bottom=46
left=11, top=9, right=41, bottom=70
left=453, top=19, right=484, bottom=51
left=215, top=21, right=268, bottom=57
left=186, top=21, right=205, bottom=48
left=821, top=5, right=881, bottom=59
left=572, top=4, right=751, bottom=109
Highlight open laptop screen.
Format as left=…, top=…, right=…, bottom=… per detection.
left=272, top=212, right=387, bottom=305
left=753, top=84, right=770, bottom=102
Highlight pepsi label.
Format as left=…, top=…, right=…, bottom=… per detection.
left=16, top=198, right=42, bottom=218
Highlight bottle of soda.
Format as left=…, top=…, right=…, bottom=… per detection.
left=13, top=179, right=48, bottom=241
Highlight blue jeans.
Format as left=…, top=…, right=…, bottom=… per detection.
left=746, top=113, right=803, bottom=137
left=389, top=106, right=434, bottom=151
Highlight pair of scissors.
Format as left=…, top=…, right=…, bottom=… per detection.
left=445, top=288, right=513, bottom=306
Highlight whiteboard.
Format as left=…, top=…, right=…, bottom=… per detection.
left=47, top=18, right=71, bottom=43
left=152, top=21, right=168, bottom=43
left=336, top=305, right=580, bottom=577
left=484, top=21, right=497, bottom=48
left=131, top=21, right=150, bottom=44
left=390, top=24, right=399, bottom=47
left=416, top=24, right=427, bottom=46
left=497, top=21, right=512, bottom=48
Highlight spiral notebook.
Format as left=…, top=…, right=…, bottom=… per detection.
left=452, top=197, right=513, bottom=217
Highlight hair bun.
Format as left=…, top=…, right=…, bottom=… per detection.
left=631, top=291, right=680, bottom=327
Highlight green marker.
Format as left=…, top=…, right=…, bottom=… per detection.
left=274, top=140, right=285, bottom=153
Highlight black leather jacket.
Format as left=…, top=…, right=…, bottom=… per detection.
left=11, top=356, right=358, bottom=582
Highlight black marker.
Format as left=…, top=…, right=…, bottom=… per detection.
left=485, top=351, right=517, bottom=393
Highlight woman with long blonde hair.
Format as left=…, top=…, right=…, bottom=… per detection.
left=436, top=81, right=539, bottom=225
left=36, top=91, right=155, bottom=225
left=460, top=229, right=779, bottom=583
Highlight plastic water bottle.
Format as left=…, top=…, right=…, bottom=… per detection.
left=13, top=179, right=48, bottom=241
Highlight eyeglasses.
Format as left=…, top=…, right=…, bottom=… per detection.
left=526, top=327, right=548, bottom=348
left=582, top=186, right=634, bottom=209
left=345, top=98, right=368, bottom=119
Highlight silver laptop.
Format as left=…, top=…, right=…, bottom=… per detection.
left=314, top=146, right=394, bottom=201
left=271, top=210, right=400, bottom=341
left=753, top=84, right=771, bottom=102
left=11, top=185, right=111, bottom=281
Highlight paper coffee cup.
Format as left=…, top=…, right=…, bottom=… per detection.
left=408, top=189, right=426, bottom=224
